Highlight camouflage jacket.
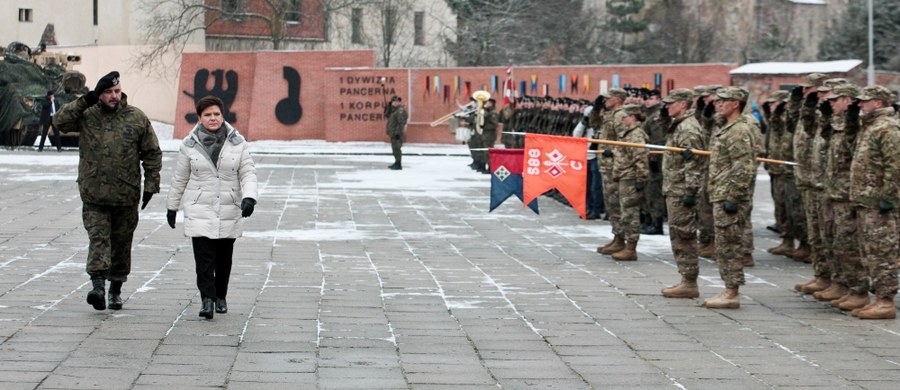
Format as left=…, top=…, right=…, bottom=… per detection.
left=708, top=116, right=756, bottom=203
left=386, top=106, right=407, bottom=138
left=849, top=107, right=900, bottom=208
left=612, top=123, right=649, bottom=182
left=662, top=110, right=706, bottom=196
left=764, top=110, right=787, bottom=175
left=53, top=94, right=162, bottom=206
left=789, top=99, right=818, bottom=188
left=809, top=111, right=834, bottom=190
left=825, top=114, right=858, bottom=201
left=598, top=107, right=625, bottom=172
left=482, top=108, right=499, bottom=135
left=643, top=104, right=665, bottom=165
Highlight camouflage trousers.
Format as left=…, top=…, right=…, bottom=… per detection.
left=742, top=174, right=756, bottom=255
left=601, top=168, right=621, bottom=236
left=784, top=174, right=807, bottom=244
left=770, top=174, right=789, bottom=238
left=618, top=179, right=643, bottom=242
left=666, top=196, right=699, bottom=280
left=818, top=197, right=837, bottom=279
left=697, top=179, right=714, bottom=245
left=802, top=189, right=830, bottom=278
left=479, top=131, right=497, bottom=165
left=827, top=202, right=868, bottom=294
left=390, top=136, right=403, bottom=164
left=858, top=207, right=899, bottom=298
left=713, top=201, right=749, bottom=289
left=640, top=170, right=666, bottom=220
left=82, top=202, right=139, bottom=282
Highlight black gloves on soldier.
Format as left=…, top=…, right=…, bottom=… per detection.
left=773, top=102, right=786, bottom=115
left=879, top=199, right=895, bottom=215
left=635, top=181, right=646, bottom=192
left=83, top=91, right=99, bottom=106
left=804, top=91, right=819, bottom=108
left=723, top=199, right=739, bottom=214
left=241, top=198, right=256, bottom=218
left=682, top=194, right=696, bottom=208
left=681, top=147, right=694, bottom=161
left=818, top=101, right=833, bottom=116
left=602, top=148, right=613, bottom=158
left=141, top=191, right=153, bottom=210
left=846, top=99, right=861, bottom=123
left=790, top=86, right=804, bottom=102
left=167, top=210, right=176, bottom=229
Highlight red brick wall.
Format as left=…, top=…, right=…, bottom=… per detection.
left=205, top=1, right=324, bottom=40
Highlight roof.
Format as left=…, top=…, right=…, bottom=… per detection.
left=729, top=60, right=863, bottom=75
left=788, top=0, right=827, bottom=4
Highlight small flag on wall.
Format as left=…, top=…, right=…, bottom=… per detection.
left=531, top=75, right=538, bottom=93
left=559, top=74, right=566, bottom=94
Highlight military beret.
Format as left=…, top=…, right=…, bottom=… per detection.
left=716, top=86, right=746, bottom=101
left=826, top=84, right=860, bottom=100
left=662, top=88, right=694, bottom=103
left=94, top=71, right=120, bottom=93
left=390, top=95, right=401, bottom=102
left=621, top=104, right=643, bottom=117
left=766, top=90, right=790, bottom=102
left=606, top=88, right=627, bottom=99
left=857, top=85, right=895, bottom=102
left=800, top=73, right=828, bottom=87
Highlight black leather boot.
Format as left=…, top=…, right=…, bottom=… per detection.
left=199, top=298, right=215, bottom=319
left=108, top=281, right=123, bottom=310
left=87, top=277, right=106, bottom=311
left=216, top=298, right=227, bottom=314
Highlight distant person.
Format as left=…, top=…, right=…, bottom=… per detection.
left=38, top=90, right=61, bottom=152
left=53, top=71, right=163, bottom=311
left=166, top=96, right=258, bottom=320
left=385, top=96, right=408, bottom=170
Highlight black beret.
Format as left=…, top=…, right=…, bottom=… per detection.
left=95, top=71, right=120, bottom=93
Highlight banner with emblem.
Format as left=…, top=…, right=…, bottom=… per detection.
left=522, top=134, right=588, bottom=219
left=489, top=149, right=539, bottom=214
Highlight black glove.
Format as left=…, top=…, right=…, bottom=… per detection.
left=141, top=191, right=153, bottom=210
left=681, top=147, right=694, bottom=161
left=703, top=100, right=715, bottom=118
left=762, top=103, right=771, bottom=116
left=602, top=148, right=613, bottom=158
left=763, top=163, right=770, bottom=171
left=581, top=115, right=590, bottom=126
left=659, top=103, right=670, bottom=119
left=804, top=91, right=819, bottom=108
left=790, top=86, right=804, bottom=102
left=723, top=199, right=739, bottom=214
left=846, top=99, right=861, bottom=123
left=695, top=99, right=706, bottom=115
left=241, top=198, right=256, bottom=218
left=166, top=210, right=176, bottom=229
left=773, top=102, right=786, bottom=115
left=635, top=181, right=646, bottom=192
left=83, top=90, right=99, bottom=106
left=682, top=194, right=696, bottom=207
left=649, top=161, right=661, bottom=173
left=878, top=199, right=895, bottom=215
left=818, top=100, right=833, bottom=116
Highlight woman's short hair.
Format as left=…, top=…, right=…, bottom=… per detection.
left=195, top=96, right=224, bottom=116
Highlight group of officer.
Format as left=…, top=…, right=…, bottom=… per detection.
left=478, top=75, right=898, bottom=318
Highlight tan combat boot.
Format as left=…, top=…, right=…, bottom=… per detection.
left=612, top=241, right=638, bottom=261
left=741, top=253, right=754, bottom=267
left=800, top=277, right=831, bottom=294
left=856, top=296, right=896, bottom=320
left=793, top=277, right=818, bottom=293
left=768, top=238, right=795, bottom=256
left=703, top=288, right=740, bottom=309
left=830, top=293, right=850, bottom=307
left=599, top=235, right=625, bottom=255
left=661, top=278, right=700, bottom=298
left=814, top=283, right=848, bottom=301
left=792, top=243, right=811, bottom=262
left=837, top=293, right=870, bottom=311
left=698, top=240, right=716, bottom=259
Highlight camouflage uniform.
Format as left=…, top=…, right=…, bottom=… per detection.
left=499, top=105, right=516, bottom=148
left=599, top=105, right=626, bottom=236
left=662, top=93, right=706, bottom=280
left=850, top=103, right=900, bottom=299
left=742, top=110, right=764, bottom=257
left=386, top=104, right=408, bottom=166
left=479, top=106, right=499, bottom=167
left=53, top=94, right=162, bottom=281
left=694, top=86, right=721, bottom=248
left=613, top=105, right=649, bottom=243
left=763, top=92, right=790, bottom=240
left=708, top=89, right=756, bottom=289
left=641, top=103, right=666, bottom=227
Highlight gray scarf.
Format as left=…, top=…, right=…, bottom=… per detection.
left=197, top=126, right=227, bottom=167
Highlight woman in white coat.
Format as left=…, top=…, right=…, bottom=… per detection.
left=166, top=96, right=258, bottom=320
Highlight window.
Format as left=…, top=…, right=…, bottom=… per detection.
left=414, top=12, right=425, bottom=46
left=18, top=8, right=32, bottom=22
left=286, top=0, right=302, bottom=24
left=93, top=0, right=98, bottom=25
left=222, top=0, right=240, bottom=14
left=383, top=7, right=396, bottom=45
left=351, top=8, right=363, bottom=44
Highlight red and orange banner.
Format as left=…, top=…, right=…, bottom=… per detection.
left=522, top=134, right=588, bottom=219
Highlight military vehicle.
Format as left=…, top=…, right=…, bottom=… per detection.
left=0, top=39, right=85, bottom=149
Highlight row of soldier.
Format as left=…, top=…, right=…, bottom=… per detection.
left=466, top=76, right=898, bottom=319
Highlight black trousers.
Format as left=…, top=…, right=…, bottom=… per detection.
left=38, top=123, right=61, bottom=151
left=191, top=237, right=236, bottom=300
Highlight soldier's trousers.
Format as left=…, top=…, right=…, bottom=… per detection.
left=784, top=173, right=807, bottom=244
left=641, top=169, right=665, bottom=221
left=713, top=201, right=748, bottom=289
left=601, top=167, right=620, bottom=236
left=818, top=197, right=837, bottom=281
left=829, top=201, right=868, bottom=294
left=390, top=136, right=403, bottom=165
left=618, top=179, right=642, bottom=242
left=82, top=202, right=139, bottom=282
left=802, top=189, right=830, bottom=278
left=697, top=179, right=714, bottom=245
left=467, top=131, right=483, bottom=163
left=858, top=207, right=899, bottom=298
left=770, top=174, right=789, bottom=238
left=666, top=196, right=699, bottom=280
left=479, top=131, right=497, bottom=167
left=742, top=172, right=757, bottom=255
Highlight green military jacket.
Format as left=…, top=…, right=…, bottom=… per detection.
left=386, top=106, right=408, bottom=138
left=662, top=110, right=706, bottom=197
left=789, top=99, right=818, bottom=189
left=612, top=123, right=649, bottom=182
left=825, top=114, right=857, bottom=201
left=850, top=107, right=900, bottom=208
left=810, top=111, right=834, bottom=190
left=598, top=107, right=625, bottom=172
left=708, top=116, right=756, bottom=203
left=53, top=94, right=162, bottom=206
left=764, top=110, right=787, bottom=175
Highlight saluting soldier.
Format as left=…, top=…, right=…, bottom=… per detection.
left=386, top=96, right=408, bottom=170
left=609, top=104, right=649, bottom=261
left=641, top=89, right=666, bottom=235
left=597, top=88, right=629, bottom=255
left=693, top=85, right=722, bottom=259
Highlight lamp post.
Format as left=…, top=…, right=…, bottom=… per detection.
left=867, top=0, right=874, bottom=86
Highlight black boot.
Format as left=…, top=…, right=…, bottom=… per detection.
left=216, top=298, right=228, bottom=314
left=199, top=298, right=215, bottom=319
left=87, top=277, right=106, bottom=311
left=108, top=281, right=123, bottom=310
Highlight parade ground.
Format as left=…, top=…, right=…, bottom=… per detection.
left=1, top=140, right=899, bottom=389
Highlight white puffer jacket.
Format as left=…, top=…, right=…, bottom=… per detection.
left=166, top=123, right=258, bottom=238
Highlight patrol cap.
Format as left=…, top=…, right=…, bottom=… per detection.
left=857, top=85, right=895, bottom=102
left=765, top=90, right=790, bottom=102
left=662, top=88, right=694, bottom=103
left=701, top=85, right=723, bottom=96
left=606, top=88, right=627, bottom=99
left=738, top=87, right=751, bottom=102
left=621, top=104, right=643, bottom=116
left=826, top=84, right=860, bottom=100
left=715, top=86, right=746, bottom=101
left=816, top=78, right=848, bottom=93
left=692, top=85, right=708, bottom=95
left=800, top=73, right=828, bottom=87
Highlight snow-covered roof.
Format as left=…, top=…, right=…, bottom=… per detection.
left=789, top=0, right=827, bottom=5
left=730, top=60, right=863, bottom=75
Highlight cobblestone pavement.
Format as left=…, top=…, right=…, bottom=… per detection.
left=1, top=148, right=899, bottom=389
